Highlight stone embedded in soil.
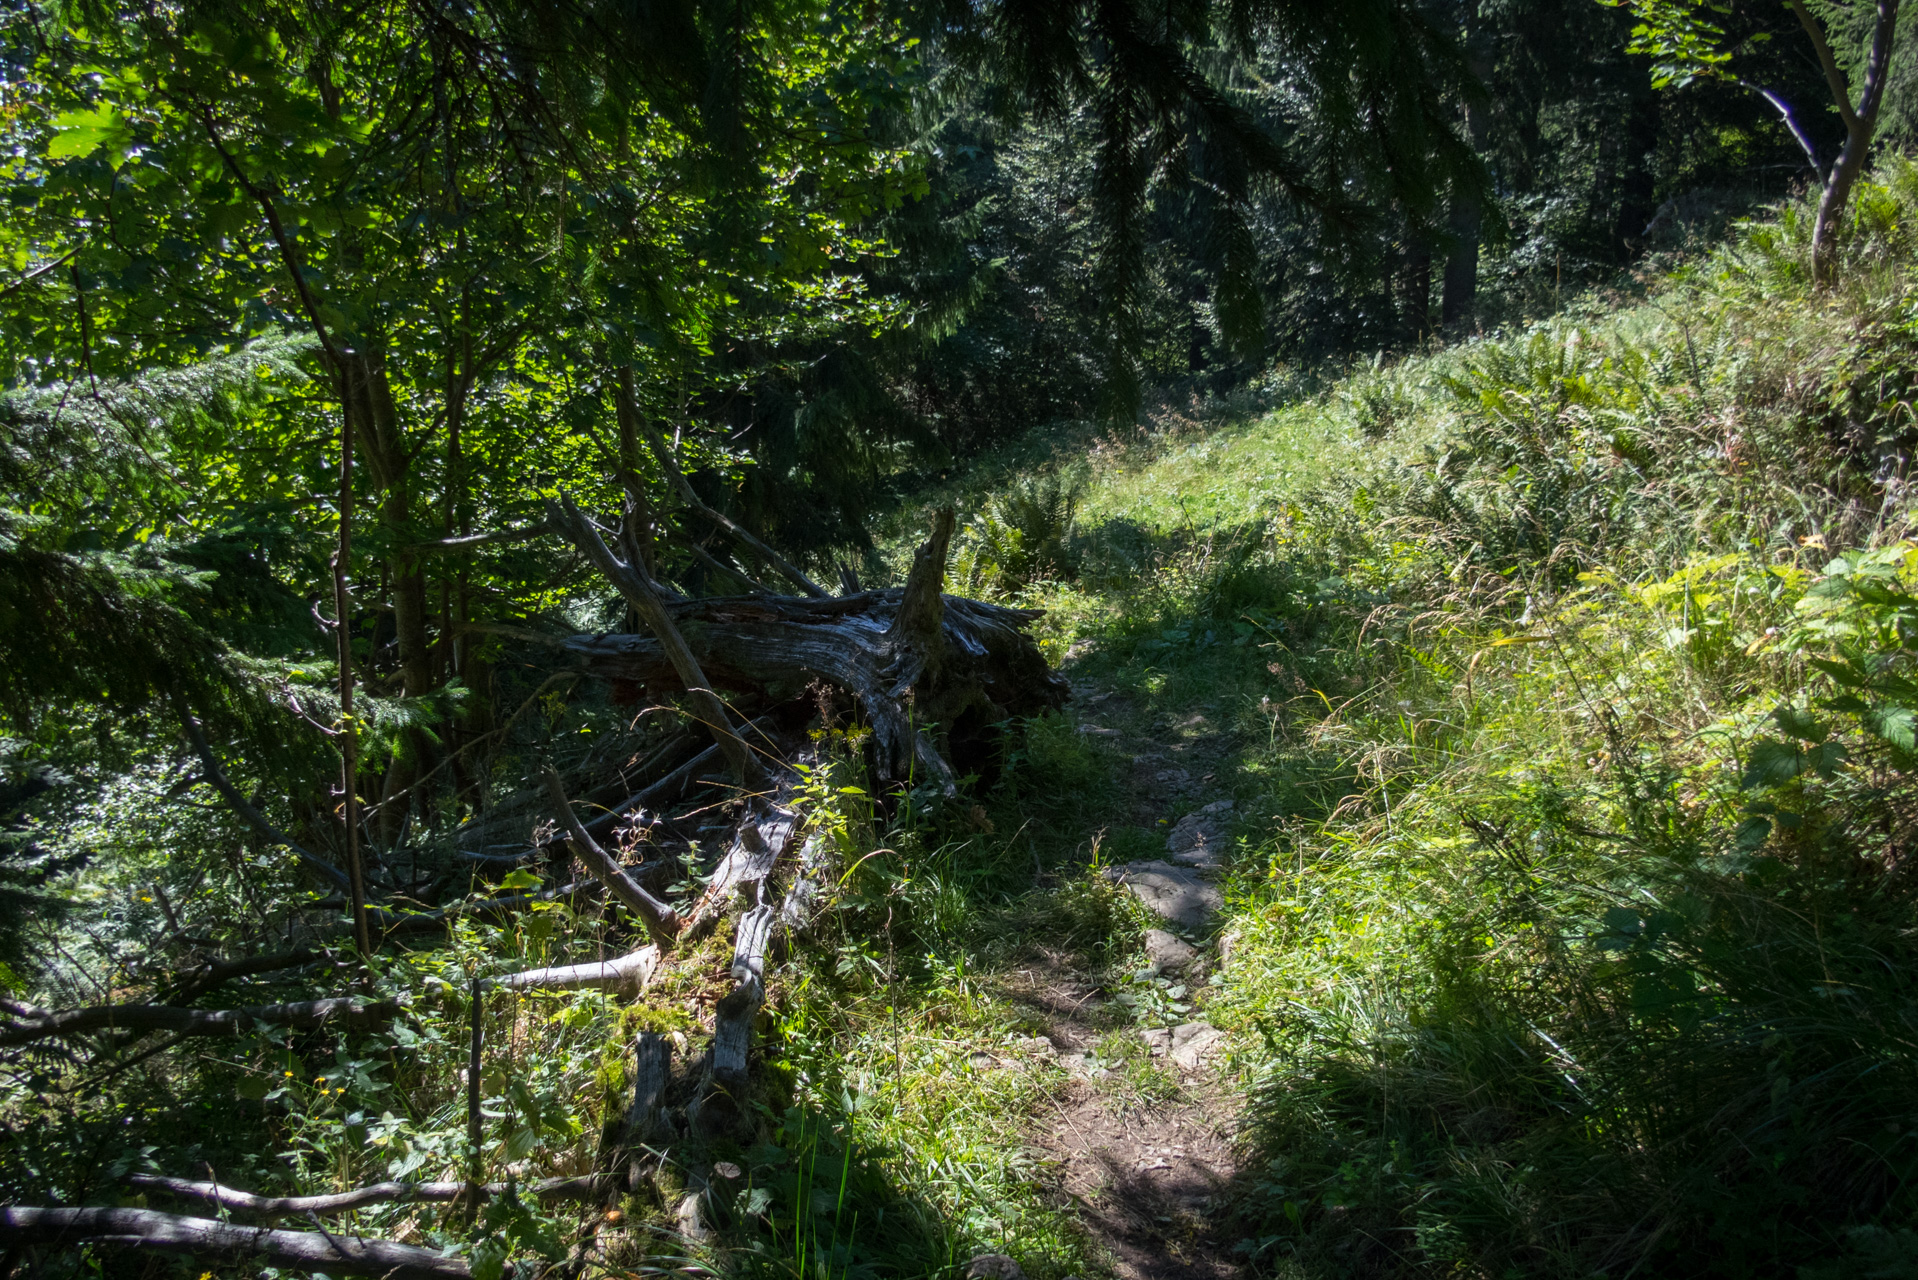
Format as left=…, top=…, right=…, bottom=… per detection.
left=1167, top=798, right=1234, bottom=868
left=1169, top=1021, right=1226, bottom=1070
left=1104, top=860, right=1224, bottom=930
left=1144, top=928, right=1199, bottom=974
left=965, top=1254, right=1029, bottom=1280
left=1142, top=1021, right=1225, bottom=1070
left=1148, top=767, right=1194, bottom=798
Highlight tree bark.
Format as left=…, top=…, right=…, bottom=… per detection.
left=1793, top=0, right=1901, bottom=286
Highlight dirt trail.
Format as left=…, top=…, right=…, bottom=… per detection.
left=1003, top=681, right=1245, bottom=1280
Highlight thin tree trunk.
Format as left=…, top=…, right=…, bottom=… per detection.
left=1793, top=0, right=1901, bottom=286
left=333, top=377, right=372, bottom=960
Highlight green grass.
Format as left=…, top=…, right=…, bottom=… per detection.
left=847, top=156, right=1918, bottom=1277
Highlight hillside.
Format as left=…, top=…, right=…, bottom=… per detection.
left=840, top=161, right=1918, bottom=1278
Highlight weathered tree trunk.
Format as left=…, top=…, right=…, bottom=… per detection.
left=558, top=516, right=1065, bottom=797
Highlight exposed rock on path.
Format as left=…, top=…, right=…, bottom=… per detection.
left=1102, top=861, right=1223, bottom=932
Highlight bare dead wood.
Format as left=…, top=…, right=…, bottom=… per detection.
left=405, top=524, right=550, bottom=556
left=126, top=1173, right=609, bottom=1217
left=541, top=767, right=681, bottom=947
left=0, top=1206, right=476, bottom=1279
left=888, top=507, right=956, bottom=688
left=546, top=494, right=768, bottom=790
left=177, top=712, right=351, bottom=894
left=708, top=903, right=775, bottom=1096
left=0, top=996, right=396, bottom=1048
left=681, top=808, right=797, bottom=940
left=562, top=587, right=1066, bottom=790
left=637, top=420, right=828, bottom=598
left=488, top=946, right=659, bottom=995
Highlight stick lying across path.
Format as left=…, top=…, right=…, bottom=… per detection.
left=0, top=1206, right=477, bottom=1279
left=0, top=996, right=395, bottom=1048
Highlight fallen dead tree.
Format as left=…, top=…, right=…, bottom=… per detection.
left=0, top=1206, right=476, bottom=1279
left=548, top=503, right=1067, bottom=797
left=0, top=995, right=396, bottom=1047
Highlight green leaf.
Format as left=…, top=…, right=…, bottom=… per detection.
left=498, top=867, right=542, bottom=891
left=1772, top=705, right=1828, bottom=743
left=48, top=107, right=126, bottom=159
left=1742, top=738, right=1805, bottom=790
left=1865, top=705, right=1918, bottom=751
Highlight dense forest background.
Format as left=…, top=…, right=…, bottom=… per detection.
left=6, top=0, right=1918, bottom=1277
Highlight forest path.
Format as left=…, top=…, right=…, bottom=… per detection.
left=997, top=677, right=1245, bottom=1280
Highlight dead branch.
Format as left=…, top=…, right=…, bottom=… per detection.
left=0, top=1206, right=476, bottom=1279
left=637, top=420, right=828, bottom=598
left=177, top=712, right=351, bottom=893
left=0, top=995, right=396, bottom=1048
left=546, top=494, right=767, bottom=790
left=404, top=524, right=550, bottom=556
left=126, top=1173, right=609, bottom=1217
left=541, top=767, right=680, bottom=947
left=487, top=946, right=658, bottom=995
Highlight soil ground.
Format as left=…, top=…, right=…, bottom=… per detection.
left=1000, top=678, right=1245, bottom=1280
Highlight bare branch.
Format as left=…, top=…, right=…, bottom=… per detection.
left=177, top=712, right=351, bottom=893
left=0, top=1205, right=475, bottom=1279
left=545, top=494, right=766, bottom=790
left=127, top=1173, right=608, bottom=1217
left=637, top=421, right=828, bottom=597
left=0, top=996, right=396, bottom=1048
left=487, top=946, right=659, bottom=994
left=540, top=767, right=681, bottom=947
left=404, top=524, right=550, bottom=556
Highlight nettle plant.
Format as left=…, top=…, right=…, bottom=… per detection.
left=1738, top=542, right=1918, bottom=862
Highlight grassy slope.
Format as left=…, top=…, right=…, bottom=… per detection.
left=850, top=158, right=1918, bottom=1278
